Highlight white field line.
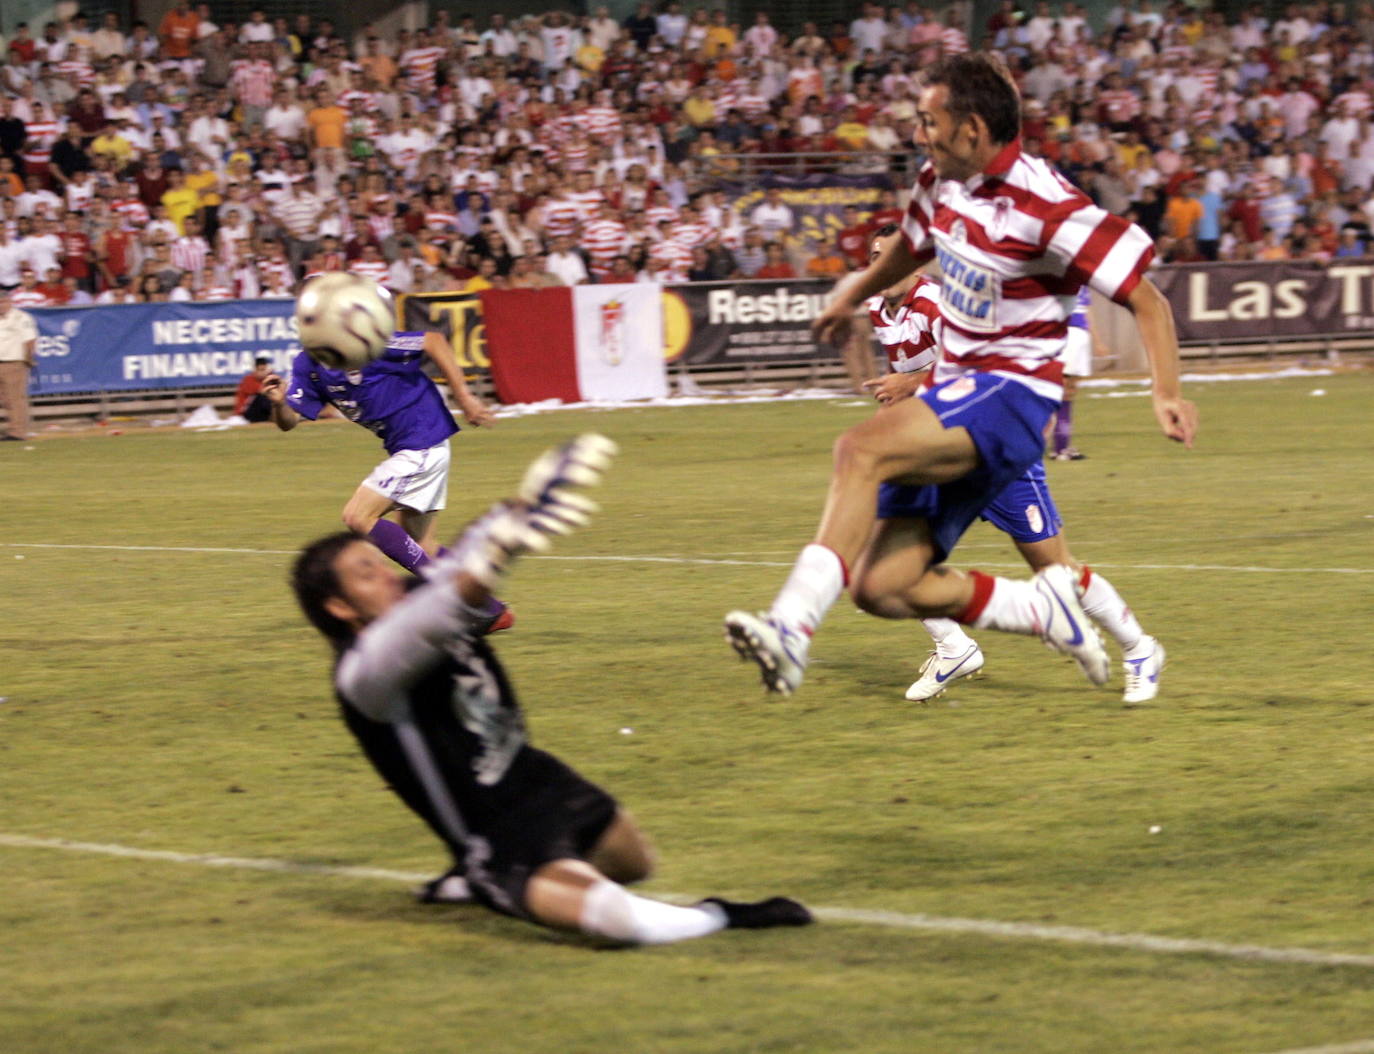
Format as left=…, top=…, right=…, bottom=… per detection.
left=4, top=832, right=1374, bottom=970
left=1257, top=1042, right=1374, bottom=1054
left=3, top=542, right=1372, bottom=576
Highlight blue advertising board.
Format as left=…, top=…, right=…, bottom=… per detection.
left=29, top=299, right=302, bottom=394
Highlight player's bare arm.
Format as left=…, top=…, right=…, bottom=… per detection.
left=812, top=234, right=919, bottom=346
left=1125, top=277, right=1199, bottom=448
left=422, top=330, right=496, bottom=428
left=261, top=372, right=300, bottom=431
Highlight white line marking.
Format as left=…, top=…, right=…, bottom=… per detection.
left=5, top=833, right=1374, bottom=969
left=1257, top=1041, right=1374, bottom=1054
left=4, top=543, right=1371, bottom=575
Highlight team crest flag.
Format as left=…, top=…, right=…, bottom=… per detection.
left=479, top=284, right=666, bottom=404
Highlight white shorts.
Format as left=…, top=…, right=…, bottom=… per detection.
left=361, top=440, right=451, bottom=513
left=1062, top=327, right=1093, bottom=378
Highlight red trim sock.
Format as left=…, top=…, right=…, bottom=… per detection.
left=955, top=570, right=996, bottom=625
left=1078, top=565, right=1093, bottom=591
left=818, top=543, right=850, bottom=587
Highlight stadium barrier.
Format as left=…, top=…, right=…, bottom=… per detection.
left=24, top=260, right=1372, bottom=425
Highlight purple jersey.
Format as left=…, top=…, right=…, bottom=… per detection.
left=286, top=331, right=459, bottom=455
left=1068, top=287, right=1091, bottom=330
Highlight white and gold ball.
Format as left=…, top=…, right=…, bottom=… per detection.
left=294, top=273, right=394, bottom=370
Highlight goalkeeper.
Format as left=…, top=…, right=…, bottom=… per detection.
left=289, top=435, right=812, bottom=945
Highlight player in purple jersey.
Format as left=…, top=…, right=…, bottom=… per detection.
left=263, top=328, right=502, bottom=613
left=1052, top=286, right=1094, bottom=461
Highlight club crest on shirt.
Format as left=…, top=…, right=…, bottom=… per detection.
left=949, top=218, right=967, bottom=243
left=936, top=376, right=978, bottom=401
left=987, top=197, right=1013, bottom=241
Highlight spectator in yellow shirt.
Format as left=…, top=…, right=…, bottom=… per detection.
left=161, top=169, right=202, bottom=234
left=834, top=107, right=869, bottom=150
left=90, top=122, right=135, bottom=166
left=682, top=85, right=717, bottom=127
left=704, top=11, right=738, bottom=57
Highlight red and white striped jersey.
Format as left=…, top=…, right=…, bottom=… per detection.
left=1098, top=88, right=1139, bottom=122
left=230, top=59, right=276, bottom=107
left=171, top=235, right=211, bottom=276
left=348, top=258, right=390, bottom=284
left=200, top=284, right=234, bottom=301
left=866, top=275, right=941, bottom=374
left=583, top=105, right=622, bottom=140
left=11, top=289, right=50, bottom=307
left=1333, top=89, right=1373, bottom=117
left=401, top=46, right=446, bottom=90
left=940, top=28, right=969, bottom=55
left=21, top=119, right=62, bottom=169
left=543, top=199, right=583, bottom=238
left=568, top=188, right=605, bottom=220
left=582, top=217, right=627, bottom=273
left=668, top=220, right=712, bottom=249
left=423, top=210, right=460, bottom=232
left=900, top=141, right=1152, bottom=400
left=112, top=197, right=151, bottom=229
left=648, top=239, right=692, bottom=281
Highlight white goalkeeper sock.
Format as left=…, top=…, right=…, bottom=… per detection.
left=922, top=618, right=976, bottom=656
left=579, top=880, right=727, bottom=945
left=770, top=543, right=846, bottom=634
left=1078, top=566, right=1145, bottom=654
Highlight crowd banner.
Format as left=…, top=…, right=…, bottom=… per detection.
left=1152, top=260, right=1374, bottom=343
left=29, top=299, right=300, bottom=394
left=479, top=284, right=667, bottom=404
left=396, top=290, right=489, bottom=378
left=663, top=279, right=835, bottom=366
left=718, top=173, right=892, bottom=256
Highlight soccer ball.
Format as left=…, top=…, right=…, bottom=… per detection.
left=294, top=273, right=395, bottom=370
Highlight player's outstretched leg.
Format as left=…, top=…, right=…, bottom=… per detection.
left=905, top=619, right=984, bottom=702
left=697, top=896, right=814, bottom=929
left=1075, top=565, right=1164, bottom=703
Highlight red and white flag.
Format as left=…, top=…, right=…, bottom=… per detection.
left=480, top=284, right=667, bottom=404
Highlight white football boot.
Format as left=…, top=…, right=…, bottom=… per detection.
left=1032, top=565, right=1111, bottom=686
left=724, top=610, right=809, bottom=697
left=1121, top=636, right=1166, bottom=704
left=905, top=643, right=985, bottom=701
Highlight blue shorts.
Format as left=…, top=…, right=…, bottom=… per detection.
left=981, top=460, right=1062, bottom=542
left=876, top=373, right=1059, bottom=563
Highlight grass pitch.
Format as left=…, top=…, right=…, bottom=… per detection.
left=2, top=371, right=1374, bottom=1053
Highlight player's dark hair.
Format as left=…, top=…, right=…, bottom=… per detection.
left=919, top=53, right=1021, bottom=146
left=873, top=222, right=900, bottom=238
left=292, top=531, right=362, bottom=650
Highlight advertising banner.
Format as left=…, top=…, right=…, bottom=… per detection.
left=663, top=279, right=835, bottom=366
left=29, top=299, right=301, bottom=394
left=396, top=290, right=490, bottom=377
left=1152, top=260, right=1374, bottom=342
left=718, top=173, right=893, bottom=256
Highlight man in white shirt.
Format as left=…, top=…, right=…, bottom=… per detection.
left=479, top=13, right=518, bottom=57
left=748, top=187, right=794, bottom=238
left=0, top=226, right=26, bottom=288
left=92, top=13, right=128, bottom=59
left=849, top=3, right=889, bottom=53
left=240, top=9, right=275, bottom=43
left=264, top=90, right=307, bottom=141
left=545, top=234, right=590, bottom=285
left=0, top=289, right=38, bottom=441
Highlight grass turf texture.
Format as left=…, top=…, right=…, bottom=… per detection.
left=2, top=372, right=1373, bottom=1054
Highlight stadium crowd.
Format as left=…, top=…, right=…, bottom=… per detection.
left=1, top=0, right=1373, bottom=305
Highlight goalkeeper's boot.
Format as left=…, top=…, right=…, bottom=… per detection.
left=724, top=610, right=809, bottom=697
left=904, top=642, right=984, bottom=702
left=1032, top=564, right=1110, bottom=686
left=416, top=864, right=472, bottom=904
left=1121, top=636, right=1165, bottom=705
left=697, top=896, right=813, bottom=929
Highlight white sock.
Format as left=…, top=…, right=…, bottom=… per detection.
left=579, top=880, right=727, bottom=945
left=970, top=577, right=1049, bottom=636
left=1079, top=568, right=1145, bottom=654
left=922, top=618, right=976, bottom=655
left=770, top=543, right=845, bottom=634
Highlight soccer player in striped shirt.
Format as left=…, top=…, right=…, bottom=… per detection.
left=291, top=436, right=811, bottom=942
left=726, top=53, right=1196, bottom=698
left=860, top=226, right=1165, bottom=705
